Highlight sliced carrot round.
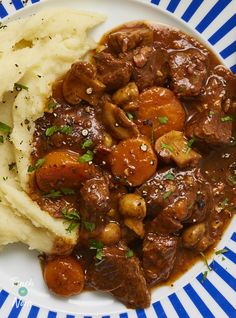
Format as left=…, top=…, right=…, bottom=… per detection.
left=110, top=137, right=157, bottom=186
left=135, top=87, right=186, bottom=141
left=35, top=150, right=98, bottom=192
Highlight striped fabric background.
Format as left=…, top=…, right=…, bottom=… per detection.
left=0, top=0, right=235, bottom=317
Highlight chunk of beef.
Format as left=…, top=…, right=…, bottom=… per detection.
left=63, top=62, right=106, bottom=106
left=80, top=177, right=110, bottom=215
left=132, top=46, right=169, bottom=91
left=87, top=245, right=150, bottom=308
left=143, top=233, right=178, bottom=285
left=94, top=52, right=133, bottom=90
left=108, top=25, right=153, bottom=53
left=185, top=109, right=232, bottom=145
left=169, top=48, right=208, bottom=97
left=137, top=168, right=213, bottom=234
left=200, top=74, right=226, bottom=107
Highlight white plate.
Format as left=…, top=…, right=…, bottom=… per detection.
left=0, top=0, right=235, bottom=317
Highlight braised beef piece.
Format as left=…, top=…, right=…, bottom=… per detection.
left=143, top=233, right=178, bottom=285
left=108, top=25, right=153, bottom=53
left=132, top=46, right=169, bottom=91
left=80, top=177, right=110, bottom=215
left=137, top=168, right=213, bottom=234
left=87, top=244, right=150, bottom=308
left=34, top=105, right=105, bottom=156
left=185, top=109, right=232, bottom=145
left=169, top=48, right=208, bottom=97
left=94, top=52, right=133, bottom=90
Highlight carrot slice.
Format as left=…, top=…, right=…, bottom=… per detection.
left=35, top=150, right=97, bottom=192
left=110, top=137, right=157, bottom=186
left=135, top=87, right=186, bottom=142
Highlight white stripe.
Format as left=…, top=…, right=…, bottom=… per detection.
left=160, top=298, right=179, bottom=318
left=174, top=288, right=201, bottom=317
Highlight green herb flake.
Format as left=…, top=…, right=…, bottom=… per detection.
left=48, top=101, right=58, bottom=110
left=28, top=158, right=45, bottom=173
left=202, top=271, right=208, bottom=283
left=163, top=190, right=173, bottom=200
left=208, top=111, right=215, bottom=117
left=90, top=239, right=104, bottom=261
left=82, top=139, right=93, bottom=149
left=126, top=249, right=134, bottom=258
left=200, top=252, right=212, bottom=271
left=61, top=208, right=80, bottom=233
left=84, top=221, right=96, bottom=232
left=228, top=176, right=236, bottom=185
left=219, top=198, right=229, bottom=208
left=184, top=137, right=196, bottom=154
left=66, top=222, right=79, bottom=233
left=14, top=83, right=29, bottom=91
left=0, top=122, right=12, bottom=134
left=61, top=188, right=75, bottom=195
left=221, top=115, right=234, bottom=122
left=44, top=190, right=62, bottom=198
left=126, top=112, right=134, bottom=121
left=164, top=172, right=175, bottom=180
left=45, top=126, right=58, bottom=137
left=59, top=125, right=73, bottom=135
left=0, top=136, right=4, bottom=143
left=158, top=116, right=168, bottom=125
left=215, top=248, right=228, bottom=255
left=161, top=142, right=174, bottom=153
left=78, top=150, right=93, bottom=163
left=95, top=249, right=104, bottom=261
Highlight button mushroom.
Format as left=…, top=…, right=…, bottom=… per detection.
left=103, top=101, right=139, bottom=140
left=182, top=223, right=206, bottom=248
left=63, top=62, right=106, bottom=106
left=155, top=130, right=201, bottom=168
left=112, top=82, right=139, bottom=107
left=119, top=193, right=146, bottom=219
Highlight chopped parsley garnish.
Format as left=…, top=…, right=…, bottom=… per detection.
left=89, top=239, right=104, bottom=261
left=215, top=248, right=228, bottom=255
left=82, top=139, right=93, bottom=149
left=219, top=198, right=229, bottom=208
left=84, top=221, right=96, bottom=232
left=202, top=271, right=208, bottom=283
left=200, top=252, right=212, bottom=271
left=0, top=122, right=12, bottom=134
left=46, top=125, right=73, bottom=137
left=44, top=190, right=62, bottom=198
left=208, top=111, right=215, bottom=117
left=48, top=101, right=58, bottom=110
left=61, top=188, right=75, bottom=195
left=164, top=172, right=175, bottom=180
left=221, top=115, right=234, bottom=122
left=163, top=190, right=173, bottom=200
left=126, top=249, right=134, bottom=258
left=61, top=208, right=80, bottom=233
left=78, top=150, right=93, bottom=163
left=126, top=112, right=134, bottom=121
left=161, top=142, right=174, bottom=153
left=0, top=136, right=4, bottom=143
left=228, top=176, right=236, bottom=185
left=184, top=137, right=196, bottom=153
left=28, top=158, right=45, bottom=173
left=158, top=116, right=168, bottom=125
left=14, top=83, right=28, bottom=91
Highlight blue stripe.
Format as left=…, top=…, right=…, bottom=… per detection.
left=169, top=293, right=190, bottom=318
left=224, top=247, right=236, bottom=263
left=102, top=316, right=110, bottom=318
left=31, top=0, right=41, bottom=3
left=184, top=284, right=215, bottom=318
left=11, top=0, right=24, bottom=10
left=8, top=299, right=24, bottom=318
left=0, top=3, right=8, bottom=18
left=213, top=261, right=236, bottom=291
left=66, top=315, right=75, bottom=318
left=153, top=301, right=167, bottom=318
left=0, top=290, right=9, bottom=309
left=209, top=14, right=236, bottom=45
left=220, top=41, right=236, bottom=58
left=197, top=274, right=236, bottom=317
left=120, top=313, right=128, bottom=318
left=230, top=64, right=236, bottom=74
left=181, top=0, right=204, bottom=22
left=47, top=312, right=57, bottom=318
left=136, top=309, right=147, bottom=318
left=27, top=305, right=40, bottom=318
left=196, top=0, right=232, bottom=33
left=83, top=316, right=92, bottom=318
left=151, top=0, right=160, bottom=5
left=232, top=232, right=236, bottom=242
left=166, top=0, right=181, bottom=13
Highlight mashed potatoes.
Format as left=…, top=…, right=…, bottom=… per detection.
left=0, top=8, right=105, bottom=254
